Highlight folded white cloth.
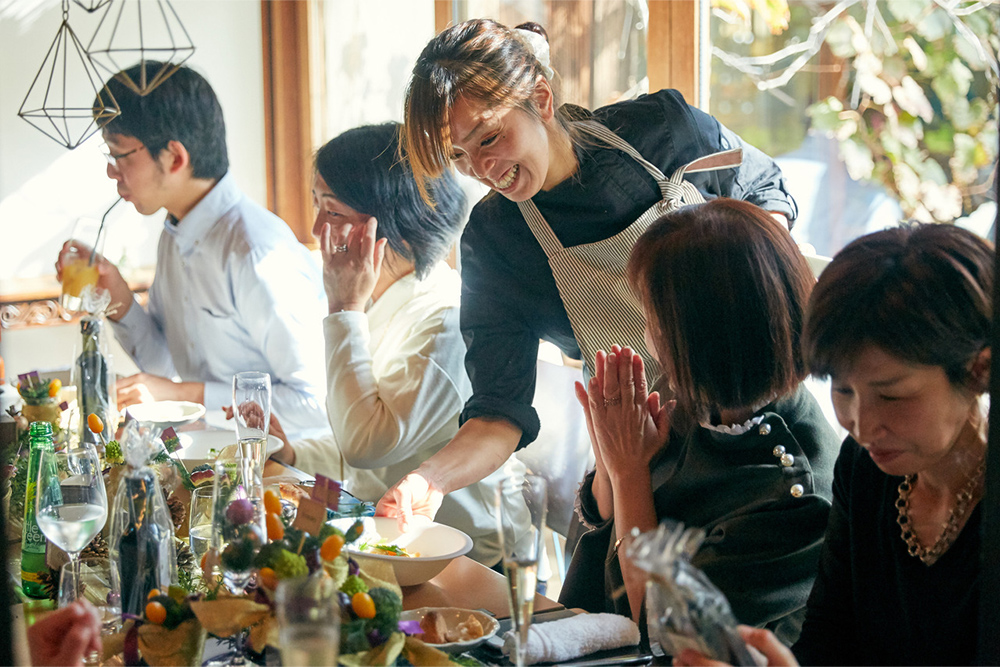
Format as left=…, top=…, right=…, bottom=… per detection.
left=502, top=613, right=640, bottom=664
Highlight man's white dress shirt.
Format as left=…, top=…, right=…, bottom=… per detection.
left=111, top=173, right=329, bottom=440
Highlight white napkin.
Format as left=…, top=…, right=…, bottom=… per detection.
left=501, top=613, right=640, bottom=665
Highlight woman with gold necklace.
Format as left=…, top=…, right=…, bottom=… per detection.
left=675, top=222, right=992, bottom=666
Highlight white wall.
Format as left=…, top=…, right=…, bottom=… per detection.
left=0, top=0, right=267, bottom=284
left=0, top=0, right=268, bottom=377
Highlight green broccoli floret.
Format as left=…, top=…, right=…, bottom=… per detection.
left=368, top=587, right=402, bottom=633
left=340, top=574, right=368, bottom=597
left=104, top=440, right=123, bottom=465
left=271, top=549, right=308, bottom=580
left=340, top=618, right=370, bottom=655
left=253, top=541, right=287, bottom=570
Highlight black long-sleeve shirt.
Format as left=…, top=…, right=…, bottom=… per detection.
left=792, top=438, right=980, bottom=665
left=458, top=89, right=799, bottom=447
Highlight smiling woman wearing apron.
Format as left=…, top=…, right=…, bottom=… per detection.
left=376, top=18, right=799, bottom=533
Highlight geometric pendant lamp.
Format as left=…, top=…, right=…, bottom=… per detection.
left=17, top=1, right=121, bottom=149
left=86, top=0, right=195, bottom=96
left=73, top=0, right=112, bottom=11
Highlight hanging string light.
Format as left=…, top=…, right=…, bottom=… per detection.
left=86, top=0, right=195, bottom=96
left=17, top=0, right=120, bottom=149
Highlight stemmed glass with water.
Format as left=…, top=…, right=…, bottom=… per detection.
left=36, top=446, right=109, bottom=599
left=497, top=473, right=548, bottom=667
left=232, top=371, right=271, bottom=470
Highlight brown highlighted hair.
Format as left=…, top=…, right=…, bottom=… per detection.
left=402, top=18, right=572, bottom=203
left=627, top=198, right=813, bottom=421
left=803, top=223, right=993, bottom=388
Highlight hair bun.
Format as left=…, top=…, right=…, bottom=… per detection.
left=514, top=21, right=549, bottom=42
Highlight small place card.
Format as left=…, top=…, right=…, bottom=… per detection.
left=311, top=474, right=341, bottom=512
left=293, top=497, right=328, bottom=534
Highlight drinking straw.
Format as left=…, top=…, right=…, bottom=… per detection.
left=88, top=196, right=123, bottom=265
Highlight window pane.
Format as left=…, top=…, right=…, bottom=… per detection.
left=708, top=0, right=998, bottom=256
left=310, top=0, right=437, bottom=143
left=459, top=0, right=649, bottom=108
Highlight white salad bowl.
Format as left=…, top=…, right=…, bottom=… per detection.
left=329, top=516, right=473, bottom=587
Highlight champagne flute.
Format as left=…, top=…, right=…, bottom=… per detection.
left=36, top=447, right=108, bottom=600
left=210, top=456, right=265, bottom=594
left=232, top=371, right=271, bottom=470
left=206, top=456, right=265, bottom=666
left=497, top=473, right=547, bottom=667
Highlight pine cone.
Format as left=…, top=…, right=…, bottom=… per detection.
left=175, top=538, right=195, bottom=574
left=38, top=568, right=59, bottom=600
left=166, top=492, right=187, bottom=532
left=80, top=533, right=108, bottom=560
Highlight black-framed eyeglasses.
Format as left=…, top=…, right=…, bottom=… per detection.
left=102, top=145, right=146, bottom=168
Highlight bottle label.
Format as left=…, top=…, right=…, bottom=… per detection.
left=22, top=480, right=46, bottom=553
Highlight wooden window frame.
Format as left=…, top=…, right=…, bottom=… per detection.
left=260, top=0, right=699, bottom=244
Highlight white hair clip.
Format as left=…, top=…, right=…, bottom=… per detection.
left=514, top=28, right=555, bottom=80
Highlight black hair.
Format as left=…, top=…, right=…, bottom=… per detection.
left=99, top=61, right=229, bottom=180
left=803, top=223, right=994, bottom=387
left=315, top=122, right=467, bottom=279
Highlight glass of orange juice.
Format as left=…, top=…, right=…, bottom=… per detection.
left=60, top=217, right=104, bottom=311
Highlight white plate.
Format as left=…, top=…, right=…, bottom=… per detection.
left=126, top=401, right=206, bottom=429
left=173, top=430, right=283, bottom=461
left=400, top=607, right=499, bottom=654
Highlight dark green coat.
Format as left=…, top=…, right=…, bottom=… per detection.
left=559, top=385, right=839, bottom=645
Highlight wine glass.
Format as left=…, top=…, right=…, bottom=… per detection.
left=496, top=473, right=548, bottom=667
left=232, top=371, right=271, bottom=469
left=36, top=447, right=108, bottom=598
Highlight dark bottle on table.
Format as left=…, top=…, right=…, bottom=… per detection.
left=21, top=421, right=54, bottom=598
left=76, top=315, right=114, bottom=450
left=110, top=466, right=177, bottom=616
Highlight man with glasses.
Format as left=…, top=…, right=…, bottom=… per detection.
left=56, top=61, right=330, bottom=440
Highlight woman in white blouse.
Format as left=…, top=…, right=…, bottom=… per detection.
left=269, top=122, right=530, bottom=566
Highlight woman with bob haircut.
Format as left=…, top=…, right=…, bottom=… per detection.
left=378, top=17, right=799, bottom=531
left=266, top=122, right=531, bottom=566
left=560, top=198, right=839, bottom=644
left=675, top=223, right=993, bottom=666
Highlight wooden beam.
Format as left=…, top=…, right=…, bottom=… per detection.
left=648, top=0, right=699, bottom=105
left=261, top=0, right=314, bottom=245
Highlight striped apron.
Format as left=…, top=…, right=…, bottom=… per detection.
left=516, top=119, right=744, bottom=388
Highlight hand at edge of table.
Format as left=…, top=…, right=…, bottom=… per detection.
left=116, top=372, right=205, bottom=409
left=672, top=625, right=798, bottom=667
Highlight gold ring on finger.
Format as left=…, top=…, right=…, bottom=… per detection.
left=603, top=395, right=622, bottom=407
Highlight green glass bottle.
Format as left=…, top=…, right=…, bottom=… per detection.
left=21, top=421, right=53, bottom=598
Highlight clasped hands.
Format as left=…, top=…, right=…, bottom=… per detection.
left=576, top=345, right=674, bottom=479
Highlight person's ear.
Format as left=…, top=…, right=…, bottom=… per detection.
left=160, top=140, right=192, bottom=175
left=969, top=347, right=991, bottom=392
left=531, top=76, right=555, bottom=122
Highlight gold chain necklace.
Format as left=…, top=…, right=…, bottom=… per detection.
left=895, top=455, right=986, bottom=566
